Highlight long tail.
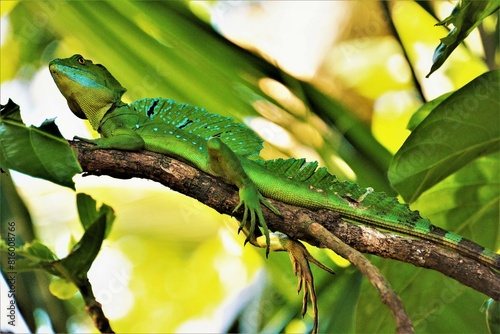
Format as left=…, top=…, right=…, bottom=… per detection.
left=341, top=211, right=500, bottom=270
left=257, top=158, right=500, bottom=270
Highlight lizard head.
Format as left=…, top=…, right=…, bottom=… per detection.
left=49, top=54, right=126, bottom=130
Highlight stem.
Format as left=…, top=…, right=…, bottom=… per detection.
left=380, top=0, right=427, bottom=103
left=78, top=278, right=115, bottom=334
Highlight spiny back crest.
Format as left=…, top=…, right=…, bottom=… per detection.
left=129, top=98, right=263, bottom=158
left=262, top=158, right=422, bottom=221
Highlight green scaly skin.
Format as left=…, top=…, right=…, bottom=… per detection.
left=49, top=55, right=500, bottom=271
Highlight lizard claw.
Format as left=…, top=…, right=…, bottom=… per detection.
left=233, top=185, right=280, bottom=257
left=284, top=238, right=335, bottom=334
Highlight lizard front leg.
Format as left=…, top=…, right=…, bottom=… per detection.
left=74, top=128, right=145, bottom=151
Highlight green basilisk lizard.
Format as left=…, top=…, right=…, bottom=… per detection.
left=49, top=54, right=500, bottom=331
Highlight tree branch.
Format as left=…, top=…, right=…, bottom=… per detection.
left=70, top=140, right=500, bottom=301
left=308, top=223, right=413, bottom=334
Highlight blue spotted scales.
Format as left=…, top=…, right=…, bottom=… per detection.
left=49, top=54, right=500, bottom=333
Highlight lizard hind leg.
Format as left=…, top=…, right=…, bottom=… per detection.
left=250, top=232, right=335, bottom=334
left=206, top=135, right=334, bottom=333
left=206, top=137, right=279, bottom=256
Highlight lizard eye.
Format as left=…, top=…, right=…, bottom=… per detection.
left=77, top=56, right=85, bottom=65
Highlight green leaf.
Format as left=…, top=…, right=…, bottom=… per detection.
left=389, top=70, right=500, bottom=203
left=49, top=277, right=79, bottom=300
left=0, top=194, right=114, bottom=306
left=23, top=240, right=58, bottom=262
left=55, top=193, right=114, bottom=281
left=76, top=193, right=115, bottom=236
left=406, top=92, right=452, bottom=131
left=0, top=238, right=57, bottom=264
left=0, top=239, right=58, bottom=275
left=1, top=195, right=113, bottom=285
left=413, top=152, right=499, bottom=249
left=0, top=99, right=82, bottom=189
left=54, top=213, right=107, bottom=282
left=357, top=260, right=490, bottom=333
left=427, top=0, right=500, bottom=77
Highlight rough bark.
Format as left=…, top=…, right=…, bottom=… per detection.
left=70, top=140, right=500, bottom=301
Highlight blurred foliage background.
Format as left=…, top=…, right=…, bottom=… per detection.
left=0, top=1, right=498, bottom=333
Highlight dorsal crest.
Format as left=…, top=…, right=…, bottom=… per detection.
left=129, top=98, right=263, bottom=158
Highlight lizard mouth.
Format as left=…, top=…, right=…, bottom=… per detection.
left=48, top=61, right=73, bottom=81
left=48, top=62, right=59, bottom=76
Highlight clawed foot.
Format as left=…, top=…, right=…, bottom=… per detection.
left=233, top=184, right=280, bottom=257
left=231, top=185, right=333, bottom=333
left=284, top=238, right=335, bottom=334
